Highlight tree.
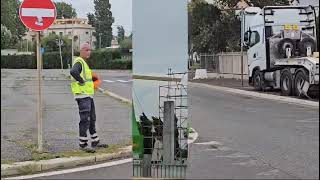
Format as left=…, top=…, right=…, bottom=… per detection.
left=55, top=2, right=77, bottom=19
left=188, top=0, right=289, bottom=54
left=119, top=37, right=132, bottom=50
left=1, top=0, right=27, bottom=48
left=41, top=34, right=71, bottom=53
left=117, top=26, right=125, bottom=42
left=93, top=0, right=114, bottom=48
left=1, top=24, right=12, bottom=49
left=87, top=13, right=95, bottom=26
left=189, top=0, right=225, bottom=53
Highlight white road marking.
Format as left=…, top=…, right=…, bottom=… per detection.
left=4, top=158, right=133, bottom=180
left=194, top=141, right=222, bottom=146
left=232, top=159, right=263, bottom=167
left=103, top=79, right=132, bottom=83
left=216, top=152, right=251, bottom=158
left=218, top=146, right=232, bottom=151
left=116, top=80, right=132, bottom=83
left=103, top=80, right=115, bottom=83
left=296, top=118, right=318, bottom=123
left=257, top=169, right=280, bottom=176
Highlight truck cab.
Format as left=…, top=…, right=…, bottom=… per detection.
left=242, top=5, right=319, bottom=97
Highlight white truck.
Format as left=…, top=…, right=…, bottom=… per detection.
left=242, top=5, right=319, bottom=97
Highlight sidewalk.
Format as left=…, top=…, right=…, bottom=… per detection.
left=190, top=78, right=319, bottom=100
left=1, top=69, right=131, bottom=163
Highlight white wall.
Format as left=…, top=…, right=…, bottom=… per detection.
left=133, top=0, right=188, bottom=77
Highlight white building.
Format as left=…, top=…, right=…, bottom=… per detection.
left=23, top=18, right=96, bottom=50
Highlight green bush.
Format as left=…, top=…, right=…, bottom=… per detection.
left=42, top=52, right=71, bottom=69
left=1, top=49, right=131, bottom=69
left=1, top=54, right=36, bottom=69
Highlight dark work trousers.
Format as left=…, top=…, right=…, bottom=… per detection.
left=76, top=97, right=100, bottom=147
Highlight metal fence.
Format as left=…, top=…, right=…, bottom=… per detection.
left=199, top=53, right=218, bottom=72
left=133, top=161, right=187, bottom=178
left=195, top=52, right=248, bottom=75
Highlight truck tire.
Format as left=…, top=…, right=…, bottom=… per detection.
left=278, top=38, right=295, bottom=58
left=280, top=69, right=293, bottom=96
left=298, top=37, right=316, bottom=56
left=294, top=69, right=309, bottom=97
left=253, top=70, right=262, bottom=91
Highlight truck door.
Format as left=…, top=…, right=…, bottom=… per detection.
left=246, top=27, right=266, bottom=77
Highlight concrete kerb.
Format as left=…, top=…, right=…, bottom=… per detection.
left=1, top=146, right=132, bottom=177
left=98, top=87, right=132, bottom=105
left=190, top=82, right=319, bottom=108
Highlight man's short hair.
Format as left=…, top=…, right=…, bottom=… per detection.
left=80, top=42, right=90, bottom=50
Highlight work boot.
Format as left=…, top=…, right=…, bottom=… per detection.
left=92, top=141, right=108, bottom=148
left=79, top=146, right=96, bottom=153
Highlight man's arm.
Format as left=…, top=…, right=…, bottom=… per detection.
left=70, top=62, right=85, bottom=84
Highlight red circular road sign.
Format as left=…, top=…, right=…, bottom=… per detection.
left=19, top=0, right=56, bottom=31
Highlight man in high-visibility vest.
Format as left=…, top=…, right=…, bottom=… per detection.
left=70, top=42, right=107, bottom=153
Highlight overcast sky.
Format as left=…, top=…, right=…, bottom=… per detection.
left=53, top=0, right=132, bottom=36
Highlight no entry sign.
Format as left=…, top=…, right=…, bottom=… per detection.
left=19, top=0, right=56, bottom=31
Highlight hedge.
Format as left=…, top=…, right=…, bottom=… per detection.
left=1, top=49, right=131, bottom=69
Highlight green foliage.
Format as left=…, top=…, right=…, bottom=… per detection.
left=41, top=34, right=71, bottom=53
left=119, top=37, right=132, bottom=50
left=54, top=2, right=77, bottom=19
left=87, top=13, right=95, bottom=26
left=92, top=0, right=114, bottom=48
left=1, top=0, right=27, bottom=48
left=1, top=49, right=131, bottom=69
left=117, top=26, right=125, bottom=42
left=1, top=54, right=36, bottom=69
left=189, top=0, right=226, bottom=53
left=1, top=25, right=12, bottom=49
left=15, top=40, right=35, bottom=52
left=188, top=0, right=289, bottom=53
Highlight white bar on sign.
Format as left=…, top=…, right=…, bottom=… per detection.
left=21, top=8, right=55, bottom=17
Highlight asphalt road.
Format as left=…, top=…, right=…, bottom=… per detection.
left=95, top=70, right=132, bottom=100
left=1, top=69, right=131, bottom=162
left=3, top=70, right=318, bottom=179
left=186, top=83, right=319, bottom=179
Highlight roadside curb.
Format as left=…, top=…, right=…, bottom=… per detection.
left=190, top=82, right=319, bottom=108
left=1, top=146, right=132, bottom=177
left=98, top=87, right=132, bottom=105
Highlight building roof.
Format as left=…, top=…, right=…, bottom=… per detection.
left=53, top=18, right=90, bottom=25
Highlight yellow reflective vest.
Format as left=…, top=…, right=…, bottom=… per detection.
left=70, top=57, right=94, bottom=95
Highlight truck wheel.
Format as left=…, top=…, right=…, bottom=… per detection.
left=253, top=70, right=262, bottom=91
left=294, top=69, right=309, bottom=97
left=280, top=69, right=293, bottom=96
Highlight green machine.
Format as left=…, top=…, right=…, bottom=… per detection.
left=132, top=104, right=144, bottom=159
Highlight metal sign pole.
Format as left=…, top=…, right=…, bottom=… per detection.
left=59, top=39, right=63, bottom=70
left=37, top=31, right=43, bottom=152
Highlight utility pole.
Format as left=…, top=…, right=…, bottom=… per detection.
left=26, top=39, right=29, bottom=52
left=99, top=33, right=102, bottom=49
left=56, top=38, right=64, bottom=71
left=240, top=9, right=245, bottom=86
